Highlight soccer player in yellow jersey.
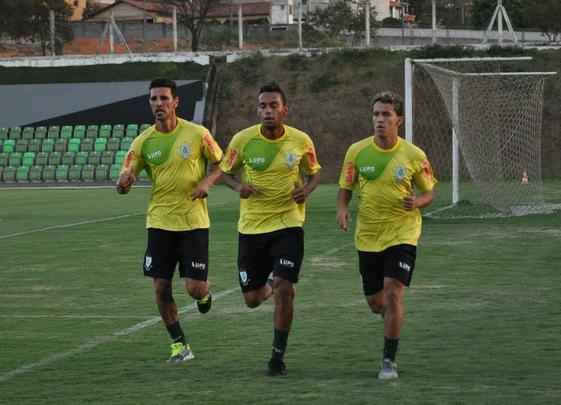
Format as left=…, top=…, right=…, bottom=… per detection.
left=116, top=78, right=223, bottom=364
left=219, top=82, right=321, bottom=376
left=337, top=91, right=436, bottom=380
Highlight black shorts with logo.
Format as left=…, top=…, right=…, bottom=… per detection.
left=143, top=228, right=209, bottom=281
left=238, top=227, right=304, bottom=292
left=358, top=244, right=417, bottom=296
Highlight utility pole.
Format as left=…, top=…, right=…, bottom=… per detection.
left=49, top=9, right=56, bottom=56
left=365, top=0, right=370, bottom=48
left=432, top=0, right=437, bottom=45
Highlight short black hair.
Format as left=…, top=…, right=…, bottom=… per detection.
left=150, top=78, right=177, bottom=97
left=371, top=91, right=404, bottom=116
left=259, top=82, right=287, bottom=105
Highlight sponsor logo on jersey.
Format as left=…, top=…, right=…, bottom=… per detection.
left=286, top=152, right=297, bottom=168
left=180, top=144, right=190, bottom=160
left=248, top=156, right=266, bottom=165
left=226, top=148, right=239, bottom=168
left=203, top=133, right=217, bottom=156
left=144, top=256, right=152, bottom=271
left=191, top=261, right=206, bottom=270
left=398, top=261, right=411, bottom=272
left=395, top=166, right=406, bottom=182
left=146, top=150, right=162, bottom=161
left=344, top=162, right=356, bottom=185
left=124, top=151, right=137, bottom=169
left=360, top=165, right=376, bottom=174
left=279, top=258, right=295, bottom=268
left=239, top=270, right=249, bottom=286
left=306, top=146, right=318, bottom=167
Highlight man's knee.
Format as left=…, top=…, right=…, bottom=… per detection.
left=185, top=279, right=207, bottom=299
left=367, top=293, right=384, bottom=314
left=243, top=292, right=262, bottom=308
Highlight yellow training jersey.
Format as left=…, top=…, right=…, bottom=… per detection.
left=338, top=136, right=436, bottom=252
left=122, top=118, right=223, bottom=231
left=220, top=124, right=321, bottom=234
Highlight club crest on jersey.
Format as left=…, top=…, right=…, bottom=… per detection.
left=395, top=166, right=406, bottom=182
left=144, top=256, right=152, bottom=271
left=285, top=152, right=297, bottom=168
left=180, top=144, right=190, bottom=160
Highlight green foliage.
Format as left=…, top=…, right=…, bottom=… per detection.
left=410, top=44, right=477, bottom=59
left=168, top=0, right=222, bottom=51
left=309, top=71, right=339, bottom=93
left=281, top=53, right=309, bottom=72
left=382, top=17, right=401, bottom=27
left=523, top=0, right=561, bottom=42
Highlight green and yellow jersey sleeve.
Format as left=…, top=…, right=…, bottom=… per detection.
left=220, top=124, right=321, bottom=234
left=122, top=118, right=223, bottom=231
left=339, top=136, right=437, bottom=252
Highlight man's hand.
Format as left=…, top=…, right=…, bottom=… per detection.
left=116, top=169, right=136, bottom=195
left=191, top=181, right=210, bottom=200
left=403, top=193, right=416, bottom=210
left=292, top=185, right=311, bottom=204
left=336, top=208, right=351, bottom=232
left=238, top=183, right=257, bottom=199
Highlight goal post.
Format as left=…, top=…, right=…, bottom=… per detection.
left=404, top=57, right=557, bottom=218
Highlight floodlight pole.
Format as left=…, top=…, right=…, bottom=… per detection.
left=173, top=6, right=178, bottom=52
left=431, top=0, right=437, bottom=45
left=298, top=0, right=303, bottom=50
left=365, top=0, right=370, bottom=48
left=238, top=3, right=243, bottom=49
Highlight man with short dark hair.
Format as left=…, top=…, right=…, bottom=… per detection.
left=219, top=82, right=321, bottom=376
left=336, top=91, right=436, bottom=379
left=117, top=78, right=223, bottom=364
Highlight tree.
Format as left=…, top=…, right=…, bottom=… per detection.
left=524, top=0, right=561, bottom=42
left=82, top=0, right=104, bottom=20
left=165, top=0, right=221, bottom=52
left=471, top=0, right=527, bottom=30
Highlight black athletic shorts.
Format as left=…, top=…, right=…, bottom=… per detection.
left=143, top=228, right=209, bottom=281
left=238, top=227, right=304, bottom=292
left=358, top=244, right=417, bottom=296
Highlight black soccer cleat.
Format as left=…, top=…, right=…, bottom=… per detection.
left=196, top=293, right=212, bottom=314
left=267, top=358, right=287, bottom=377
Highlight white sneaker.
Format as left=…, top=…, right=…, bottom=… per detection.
left=378, top=358, right=398, bottom=380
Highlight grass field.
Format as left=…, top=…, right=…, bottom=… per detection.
left=1, top=184, right=560, bottom=404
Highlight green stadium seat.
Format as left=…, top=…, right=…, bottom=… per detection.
left=2, top=166, right=16, bottom=182
left=0, top=153, right=7, bottom=166
left=34, top=126, right=47, bottom=139
left=126, top=124, right=138, bottom=138
left=99, top=124, right=112, bottom=138
left=100, top=151, right=114, bottom=166
left=140, top=123, right=152, bottom=132
left=54, top=138, right=67, bottom=152
left=61, top=152, right=75, bottom=166
left=22, top=152, right=35, bottom=167
left=16, top=166, right=29, bottom=183
left=68, top=138, right=81, bottom=153
left=60, top=126, right=73, bottom=139
left=9, top=127, right=22, bottom=139
left=95, top=164, right=109, bottom=181
left=69, top=165, right=82, bottom=182
left=120, top=137, right=133, bottom=150
left=0, top=166, right=2, bottom=180
left=3, top=139, right=15, bottom=153
left=94, top=138, right=107, bottom=152
left=47, top=126, right=60, bottom=138
left=28, top=138, right=42, bottom=153
left=73, top=125, right=86, bottom=139
left=87, top=151, right=101, bottom=165
left=29, top=166, right=43, bottom=183
left=22, top=127, right=35, bottom=140
left=41, top=139, right=54, bottom=153
left=81, top=164, right=95, bottom=181
left=0, top=127, right=8, bottom=140
left=48, top=151, right=62, bottom=166
left=112, top=124, right=125, bottom=138
left=86, top=125, right=99, bottom=138
left=75, top=151, right=88, bottom=165
left=115, top=150, right=126, bottom=165
left=55, top=165, right=69, bottom=182
left=42, top=165, right=56, bottom=182
left=107, top=137, right=121, bottom=152
left=35, top=152, right=49, bottom=166
left=80, top=138, right=94, bottom=152
left=9, top=152, right=22, bottom=167
left=0, top=141, right=3, bottom=153
left=15, top=139, right=28, bottom=153
left=109, top=164, right=121, bottom=181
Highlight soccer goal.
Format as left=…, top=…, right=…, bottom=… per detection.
left=405, top=57, right=557, bottom=218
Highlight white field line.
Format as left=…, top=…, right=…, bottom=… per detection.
left=0, top=287, right=237, bottom=383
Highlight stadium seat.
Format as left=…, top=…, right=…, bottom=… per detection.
left=140, top=123, right=151, bottom=132
left=120, top=137, right=133, bottom=150
left=55, top=165, right=69, bottom=182
left=48, top=151, right=62, bottom=166
left=115, top=150, right=126, bottom=166
left=0, top=153, right=7, bottom=166
left=35, top=152, right=49, bottom=166
left=68, top=165, right=82, bottom=182
left=107, top=137, right=121, bottom=152
left=68, top=138, right=81, bottom=153
left=87, top=151, right=101, bottom=165
left=60, top=126, right=73, bottom=139
left=47, top=126, right=60, bottom=138
left=73, top=125, right=86, bottom=139
left=101, top=151, right=114, bottom=166
left=80, top=138, right=94, bottom=152
left=2, top=166, right=16, bottom=182
left=61, top=152, right=75, bottom=166
left=22, top=152, right=35, bottom=167
left=99, top=124, right=112, bottom=138
left=0, top=140, right=3, bottom=153
left=54, top=138, right=67, bottom=153
left=9, top=127, right=22, bottom=139
left=86, top=125, right=99, bottom=138
left=126, top=124, right=138, bottom=138
left=16, top=166, right=29, bottom=183
left=81, top=164, right=95, bottom=181
left=112, top=124, right=125, bottom=138
left=9, top=152, right=22, bottom=167
left=0, top=127, right=8, bottom=140
left=22, top=127, right=35, bottom=140
left=109, top=164, right=121, bottom=180
left=15, top=139, right=29, bottom=153
left=28, top=138, right=42, bottom=153
left=29, top=166, right=43, bottom=183
left=75, top=151, right=88, bottom=165
left=34, top=126, right=47, bottom=139
left=94, top=138, right=108, bottom=152
left=95, top=165, right=109, bottom=181
left=41, top=139, right=54, bottom=153
left=3, top=139, right=15, bottom=153
left=42, top=165, right=56, bottom=182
